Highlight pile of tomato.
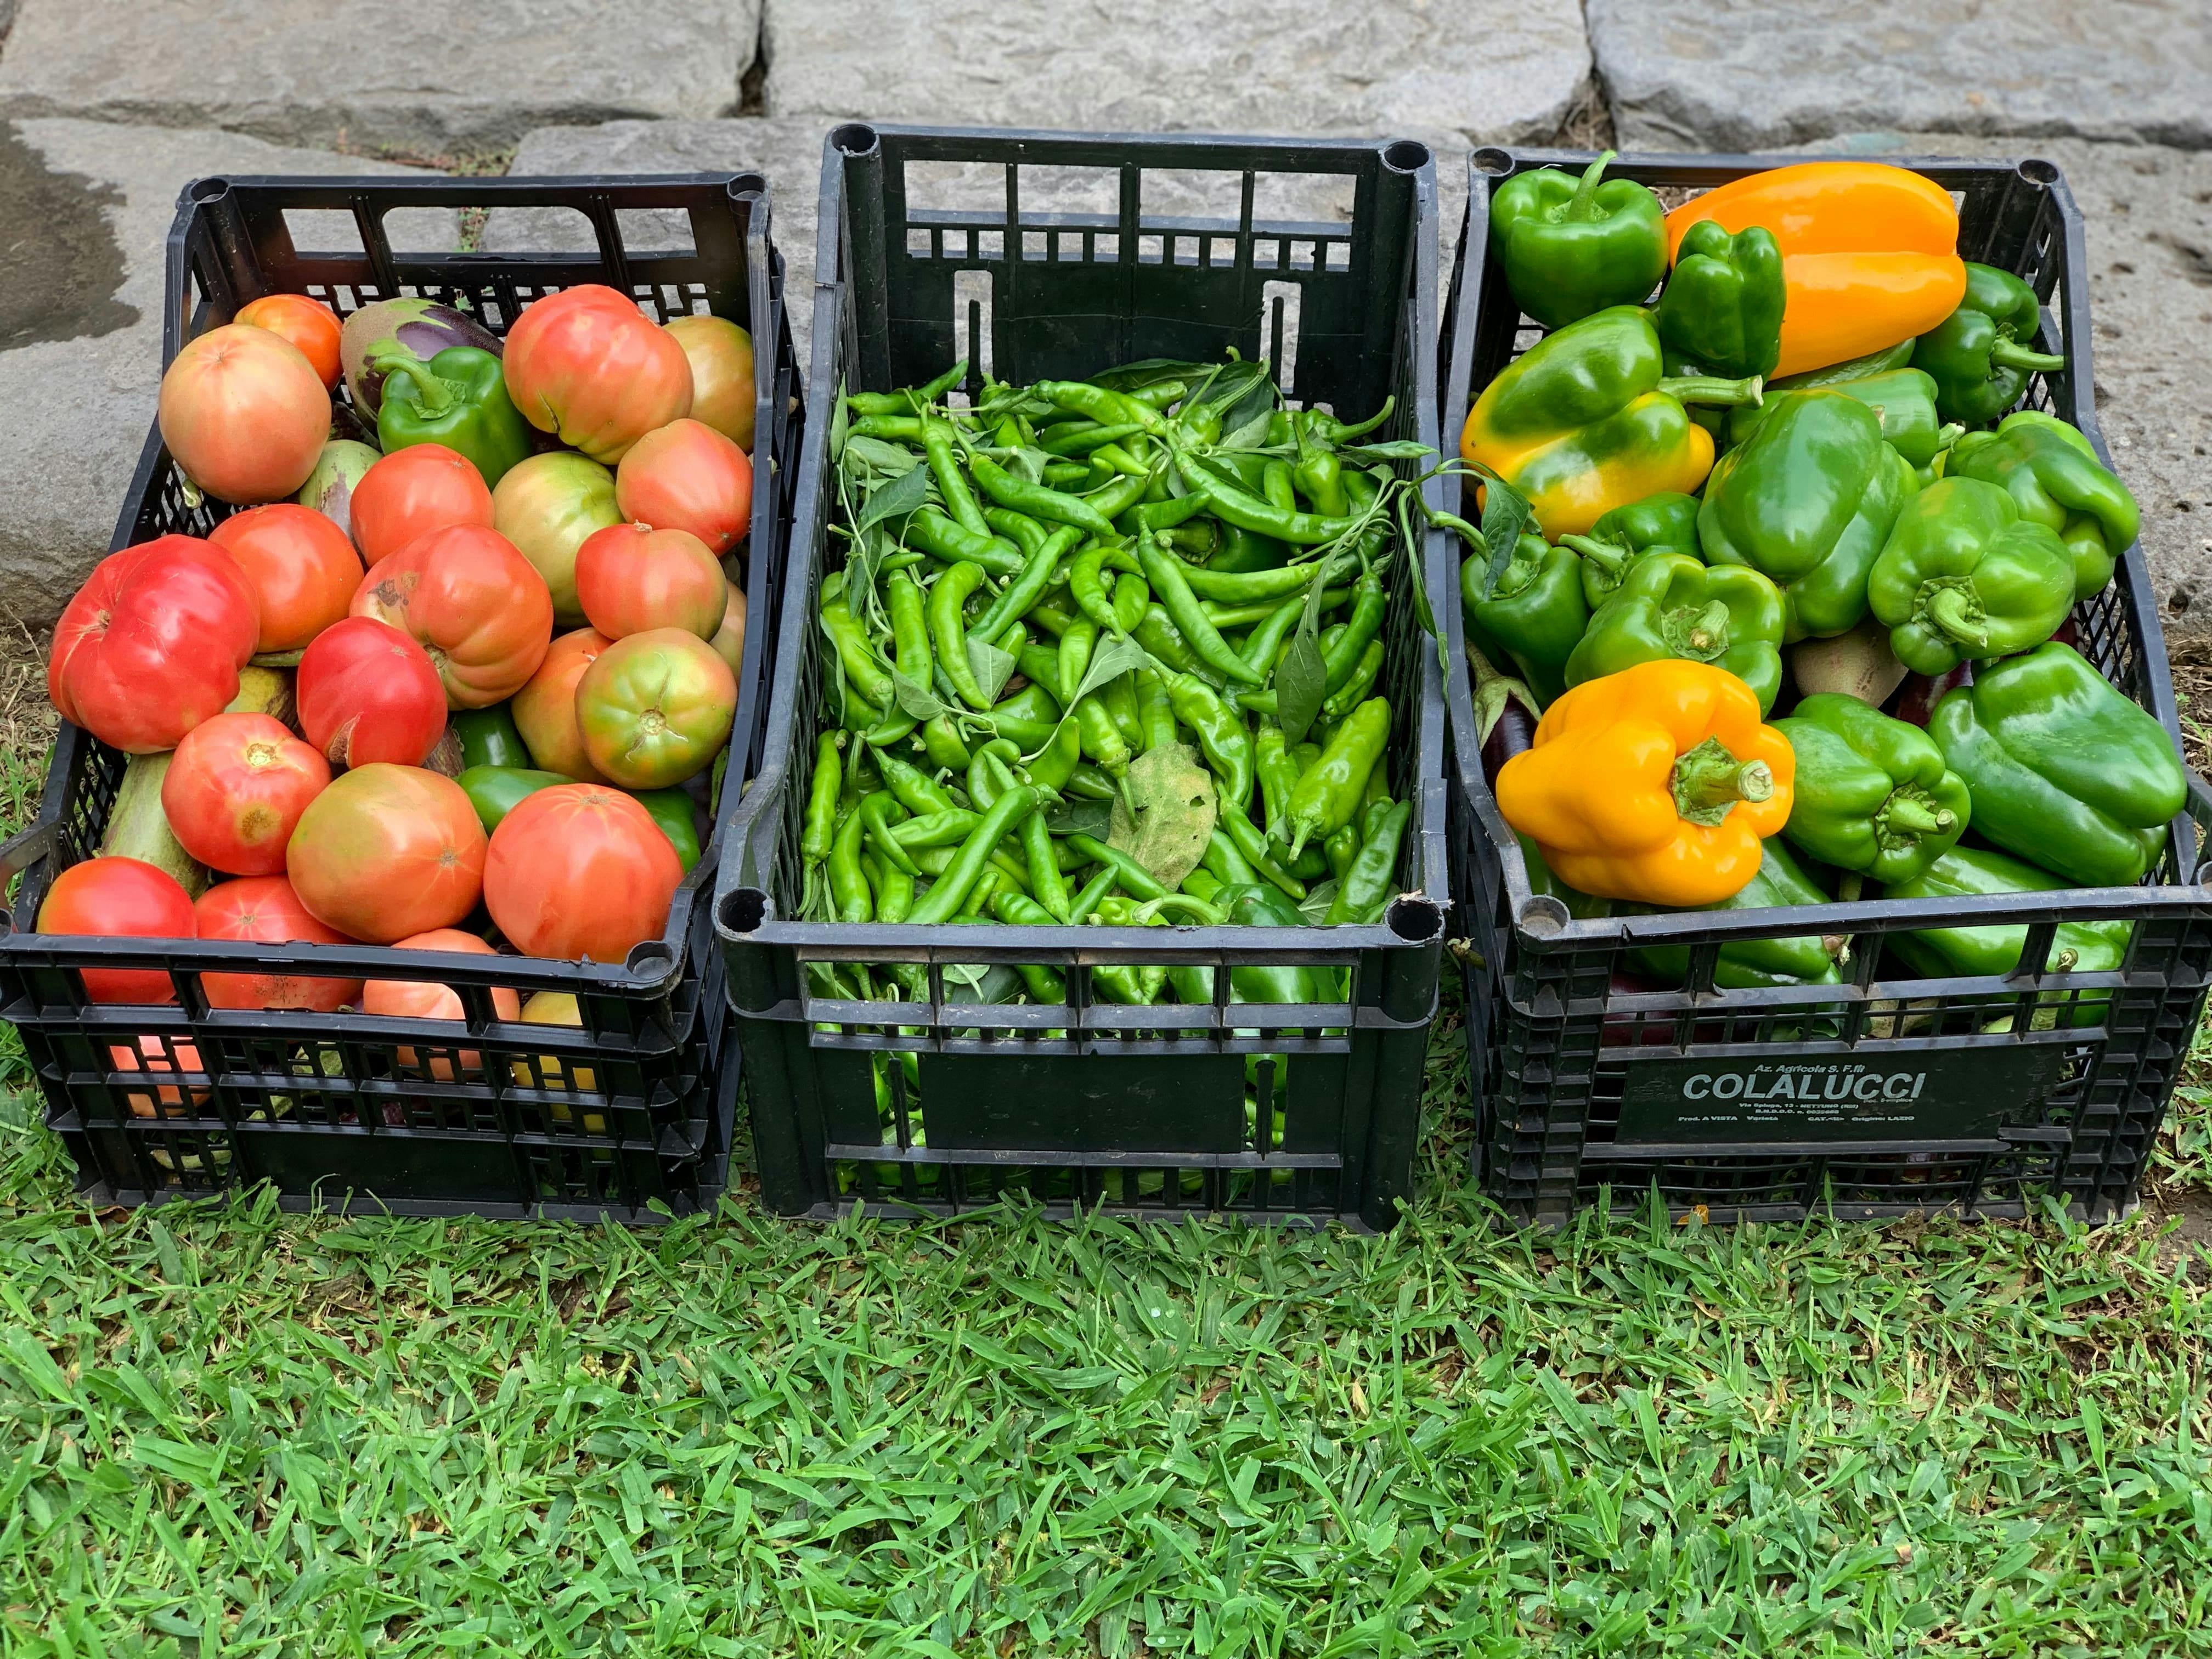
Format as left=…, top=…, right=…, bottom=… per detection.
left=37, top=283, right=757, bottom=1032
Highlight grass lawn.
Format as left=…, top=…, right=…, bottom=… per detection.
left=2, top=671, right=2210, bottom=1655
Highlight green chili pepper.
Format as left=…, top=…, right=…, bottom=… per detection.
left=1065, top=833, right=1171, bottom=904
left=1255, top=723, right=1296, bottom=839
left=1059, top=613, right=1098, bottom=694
left=1138, top=536, right=1266, bottom=686
left=968, top=740, right=1021, bottom=810
left=830, top=809, right=873, bottom=923
left=1039, top=420, right=1143, bottom=457
left=1178, top=551, right=1351, bottom=606
left=1293, top=414, right=1350, bottom=515
left=870, top=855, right=915, bottom=924
left=1221, top=812, right=1306, bottom=901
left=921, top=416, right=989, bottom=538
left=1034, top=380, right=1165, bottom=436
left=846, top=360, right=967, bottom=416
left=821, top=597, right=894, bottom=714
left=966, top=454, right=1118, bottom=538
left=929, top=561, right=992, bottom=710
left=889, top=809, right=981, bottom=849
left=1234, top=595, right=1306, bottom=680
left=985, top=892, right=1070, bottom=1002
left=1281, top=697, right=1389, bottom=860
left=983, top=507, right=1047, bottom=557
left=1133, top=605, right=1209, bottom=683
left=1129, top=492, right=1212, bottom=533
left=1075, top=697, right=1131, bottom=776
left=1322, top=569, right=1387, bottom=693
left=1208, top=884, right=1325, bottom=1006
left=1160, top=670, right=1254, bottom=814
left=1324, top=824, right=1359, bottom=885
left=969, top=524, right=1082, bottom=643
left=906, top=784, right=1039, bottom=926
left=1320, top=639, right=1385, bottom=723
left=1067, top=865, right=1118, bottom=922
left=921, top=716, right=971, bottom=772
left=451, top=704, right=531, bottom=771
left=906, top=509, right=1026, bottom=578
left=859, top=789, right=918, bottom=877
left=1203, top=827, right=1259, bottom=890
left=1131, top=666, right=1176, bottom=752
left=850, top=414, right=925, bottom=443
left=802, top=731, right=847, bottom=864
left=986, top=684, right=1063, bottom=748
left=1323, top=799, right=1410, bottom=924
left=1176, top=455, right=1356, bottom=545
left=1111, top=572, right=1150, bottom=636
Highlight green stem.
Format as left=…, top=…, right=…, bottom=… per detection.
left=1666, top=601, right=1732, bottom=661
left=1564, top=150, right=1618, bottom=222
left=371, top=353, right=455, bottom=415
left=1669, top=736, right=1773, bottom=826
left=1988, top=340, right=2067, bottom=374
left=1558, top=535, right=1626, bottom=578
left=1881, top=792, right=1956, bottom=838
left=1656, top=373, right=1764, bottom=408
left=1923, top=585, right=1988, bottom=648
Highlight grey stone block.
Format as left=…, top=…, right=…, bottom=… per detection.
left=0, top=119, right=434, bottom=631
left=499, top=119, right=1469, bottom=391
left=765, top=0, right=1590, bottom=145
left=0, top=0, right=759, bottom=154
left=1590, top=0, right=2212, bottom=152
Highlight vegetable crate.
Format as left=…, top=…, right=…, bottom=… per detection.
left=717, top=125, right=1452, bottom=1231
left=1442, top=148, right=2212, bottom=1226
left=0, top=173, right=800, bottom=1221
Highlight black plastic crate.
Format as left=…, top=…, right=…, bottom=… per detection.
left=1441, top=148, right=2212, bottom=1226
left=715, top=125, right=1453, bottom=1231
left=0, top=172, right=800, bottom=1221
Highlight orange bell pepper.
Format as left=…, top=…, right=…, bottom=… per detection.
left=1496, top=659, right=1795, bottom=907
left=1666, top=163, right=1966, bottom=379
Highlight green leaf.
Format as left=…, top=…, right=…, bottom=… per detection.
left=1475, top=466, right=1533, bottom=595
left=967, top=637, right=1016, bottom=707
left=1107, top=743, right=1217, bottom=889
left=843, top=433, right=924, bottom=479
left=1066, top=634, right=1147, bottom=707
left=830, top=380, right=851, bottom=462
left=1297, top=878, right=1340, bottom=925
left=1218, top=410, right=1276, bottom=451
left=1046, top=798, right=1116, bottom=839
left=890, top=669, right=953, bottom=723
left=1006, top=445, right=1054, bottom=486
left=854, top=462, right=929, bottom=538
left=1339, top=439, right=1436, bottom=462
left=1275, top=629, right=1328, bottom=747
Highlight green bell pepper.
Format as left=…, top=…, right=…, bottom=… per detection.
left=369, top=345, right=535, bottom=488
left=457, top=765, right=573, bottom=834
left=1726, top=370, right=1959, bottom=470
left=1930, top=641, right=2187, bottom=888
left=1564, top=551, right=1786, bottom=713
left=1699, top=388, right=1920, bottom=642
left=1944, top=410, right=2140, bottom=600
left=1650, top=220, right=1784, bottom=380
left=1460, top=533, right=1589, bottom=704
left=1556, top=490, right=1703, bottom=611
left=1881, top=845, right=2131, bottom=1028
left=450, top=703, right=530, bottom=770
left=1866, top=477, right=2077, bottom=675
left=632, top=787, right=702, bottom=872
left=1487, top=150, right=1669, bottom=331
left=1771, top=693, right=1970, bottom=884
left=1767, top=341, right=1917, bottom=390
left=1912, top=262, right=2068, bottom=426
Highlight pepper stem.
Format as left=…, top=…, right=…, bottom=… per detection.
left=1665, top=600, right=1733, bottom=661
left=1988, top=340, right=2067, bottom=374
left=1558, top=535, right=1627, bottom=579
left=1923, top=585, right=1989, bottom=649
left=1881, top=791, right=1956, bottom=839
left=1669, top=736, right=1773, bottom=827
left=369, top=352, right=455, bottom=415
left=1563, top=150, right=1618, bottom=222
left=1657, top=373, right=1764, bottom=408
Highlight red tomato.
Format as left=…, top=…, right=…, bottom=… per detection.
left=363, top=928, right=521, bottom=1078
left=208, top=503, right=363, bottom=653
left=235, top=294, right=343, bottom=390
left=708, top=580, right=748, bottom=676
left=286, top=764, right=487, bottom=944
left=662, top=314, right=755, bottom=452
left=35, top=856, right=197, bottom=1003
left=350, top=443, right=494, bottom=566
left=297, top=616, right=448, bottom=768
left=574, top=522, right=727, bottom=640
left=511, top=626, right=614, bottom=782
left=490, top=451, right=620, bottom=625
left=194, top=876, right=362, bottom=1011
left=575, top=628, right=736, bottom=789
left=504, top=285, right=692, bottom=464
left=614, top=419, right=753, bottom=555
left=352, top=523, right=554, bottom=708
left=110, top=1035, right=207, bottom=1119
left=484, top=784, right=682, bottom=962
left=157, top=323, right=330, bottom=504
left=162, top=712, right=330, bottom=876
left=48, top=535, right=259, bottom=753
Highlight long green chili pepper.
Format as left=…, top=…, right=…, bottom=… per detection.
left=969, top=524, right=1081, bottom=642
left=1323, top=569, right=1387, bottom=692
left=1262, top=460, right=1299, bottom=515
left=1221, top=812, right=1306, bottom=900
left=847, top=359, right=967, bottom=416
left=988, top=892, right=1070, bottom=1002
left=1177, top=454, right=1356, bottom=545
left=985, top=685, right=1063, bottom=748
left=876, top=749, right=960, bottom=818
left=929, top=561, right=992, bottom=709
left=1203, top=828, right=1259, bottom=889
left=913, top=843, right=1032, bottom=896
left=830, top=810, right=873, bottom=923
left=1075, top=697, right=1132, bottom=776
left=1066, top=763, right=1119, bottom=801
left=1255, top=723, right=1294, bottom=839
left=1065, top=833, right=1171, bottom=904
left=906, top=508, right=1026, bottom=578
left=921, top=716, right=971, bottom=772
left=907, top=785, right=1040, bottom=926
left=860, top=790, right=918, bottom=877
left=1111, top=573, right=1150, bottom=636
left=1026, top=716, right=1082, bottom=796
left=1324, top=800, right=1410, bottom=925
left=982, top=507, right=1048, bottom=557
left=1016, top=644, right=1066, bottom=702
left=1137, top=537, right=1266, bottom=686
left=1099, top=674, right=1144, bottom=752
left=1237, top=595, right=1307, bottom=678
left=1160, top=670, right=1255, bottom=813
left=869, top=855, right=916, bottom=924
left=969, top=740, right=1024, bottom=811
left=1090, top=442, right=1149, bottom=479
left=1130, top=492, right=1212, bottom=533
left=1059, top=614, right=1098, bottom=695
left=1038, top=420, right=1143, bottom=456
left=1292, top=413, right=1350, bottom=515
left=1307, top=398, right=1394, bottom=445
left=1034, top=379, right=1165, bottom=435
left=1325, top=823, right=1361, bottom=886
left=1066, top=866, right=1118, bottom=922
left=821, top=597, right=895, bottom=715
left=1069, top=544, right=1120, bottom=631
left=849, top=414, right=924, bottom=442
left=922, top=416, right=990, bottom=537
left=801, top=731, right=845, bottom=864
left=1020, top=809, right=1071, bottom=921
left=1281, top=697, right=1390, bottom=860
left=1086, top=467, right=1158, bottom=524
left=968, top=455, right=1118, bottom=538
left=1177, top=550, right=1355, bottom=605
left=1321, top=637, right=1385, bottom=721
left=889, top=809, right=982, bottom=848
left=1127, top=379, right=1188, bottom=409
left=1136, top=667, right=1179, bottom=752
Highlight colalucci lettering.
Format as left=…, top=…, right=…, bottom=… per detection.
left=1681, top=1066, right=1927, bottom=1103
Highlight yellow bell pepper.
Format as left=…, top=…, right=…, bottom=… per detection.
left=1666, top=162, right=1967, bottom=379
left=1496, top=659, right=1797, bottom=907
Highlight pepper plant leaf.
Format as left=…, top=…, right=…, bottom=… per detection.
left=1107, top=743, right=1217, bottom=889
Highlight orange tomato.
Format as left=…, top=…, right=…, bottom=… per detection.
left=162, top=712, right=330, bottom=876
left=662, top=315, right=755, bottom=452
left=511, top=626, right=614, bottom=782
left=209, top=503, right=364, bottom=653
left=194, top=876, right=362, bottom=1011
left=286, top=764, right=487, bottom=944
left=35, top=856, right=197, bottom=1003
left=157, top=323, right=330, bottom=504
left=235, top=294, right=343, bottom=388
left=362, top=928, right=521, bottom=1078
left=351, top=523, right=554, bottom=708
left=350, top=443, right=495, bottom=566
left=615, top=418, right=753, bottom=555
left=574, top=522, right=727, bottom=640
left=484, top=783, right=682, bottom=962
left=504, top=285, right=691, bottom=464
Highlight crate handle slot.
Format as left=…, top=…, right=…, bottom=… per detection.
left=1260, top=279, right=1301, bottom=397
